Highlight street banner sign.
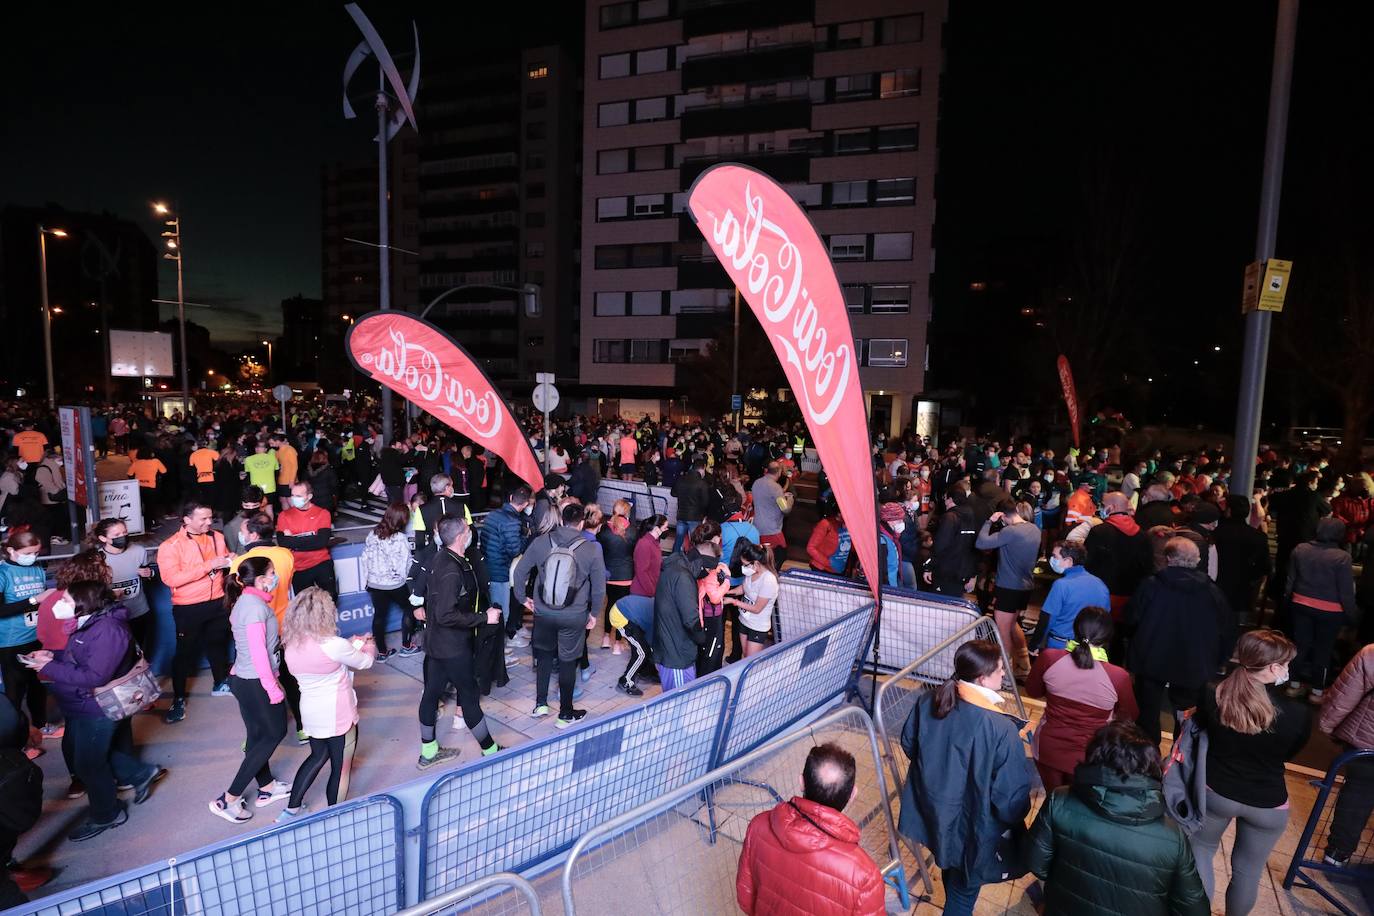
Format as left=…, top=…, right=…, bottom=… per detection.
left=345, top=311, right=544, bottom=491
left=688, top=163, right=879, bottom=599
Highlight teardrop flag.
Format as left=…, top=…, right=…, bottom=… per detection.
left=687, top=163, right=879, bottom=600
left=345, top=311, right=544, bottom=492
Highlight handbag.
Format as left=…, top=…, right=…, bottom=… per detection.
left=92, top=650, right=161, bottom=721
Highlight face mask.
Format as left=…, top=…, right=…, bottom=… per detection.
left=1043, top=474, right=1054, bottom=483
left=12, top=553, right=37, bottom=567
left=891, top=521, right=907, bottom=535
left=16, top=461, right=27, bottom=470
left=263, top=574, right=279, bottom=593
left=1272, top=666, right=1289, bottom=688
left=107, top=536, right=129, bottom=550
left=919, top=469, right=929, bottom=479
left=742, top=564, right=757, bottom=576
left=1049, top=556, right=1066, bottom=575
left=523, top=504, right=533, bottom=516
left=290, top=496, right=309, bottom=510
left=1097, top=506, right=1109, bottom=519
left=52, top=596, right=77, bottom=620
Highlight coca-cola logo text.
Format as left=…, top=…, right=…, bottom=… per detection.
left=709, top=180, right=852, bottom=424
left=359, top=328, right=503, bottom=438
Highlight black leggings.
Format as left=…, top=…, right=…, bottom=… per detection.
left=172, top=601, right=232, bottom=700
left=368, top=586, right=416, bottom=649
left=604, top=583, right=631, bottom=633
left=0, top=641, right=46, bottom=728
left=288, top=726, right=356, bottom=808
left=227, top=675, right=286, bottom=797
left=419, top=653, right=494, bottom=750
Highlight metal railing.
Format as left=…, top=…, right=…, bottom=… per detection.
left=395, top=873, right=543, bottom=916
left=559, top=705, right=911, bottom=915
left=1282, top=748, right=1374, bottom=915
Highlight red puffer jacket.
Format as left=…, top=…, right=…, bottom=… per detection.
left=736, top=797, right=885, bottom=916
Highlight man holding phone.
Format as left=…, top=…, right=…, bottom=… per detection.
left=155, top=501, right=233, bottom=724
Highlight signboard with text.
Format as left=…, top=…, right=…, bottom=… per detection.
left=98, top=480, right=144, bottom=536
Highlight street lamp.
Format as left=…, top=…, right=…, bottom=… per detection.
left=261, top=340, right=273, bottom=379
left=37, top=225, right=68, bottom=408
left=152, top=201, right=190, bottom=405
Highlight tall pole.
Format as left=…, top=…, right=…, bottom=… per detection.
left=38, top=227, right=55, bottom=409
left=731, top=287, right=741, bottom=427
left=176, top=238, right=188, bottom=406
left=376, top=70, right=394, bottom=445
left=1231, top=0, right=1299, bottom=499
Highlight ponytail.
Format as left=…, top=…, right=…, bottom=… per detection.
left=1217, top=629, right=1296, bottom=734
left=224, top=555, right=273, bottom=610
left=932, top=639, right=1002, bottom=719
left=635, top=513, right=668, bottom=545
left=1069, top=606, right=1113, bottom=670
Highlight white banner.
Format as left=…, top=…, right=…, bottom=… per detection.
left=98, top=480, right=144, bottom=536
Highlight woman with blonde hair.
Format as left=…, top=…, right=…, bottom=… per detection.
left=276, top=587, right=376, bottom=822
left=1190, top=629, right=1309, bottom=914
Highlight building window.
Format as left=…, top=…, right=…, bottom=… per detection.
left=525, top=121, right=547, bottom=140
left=595, top=246, right=629, bottom=269
left=876, top=124, right=919, bottom=151
left=600, top=2, right=634, bottom=28
left=526, top=182, right=546, bottom=200
left=787, top=183, right=822, bottom=208
left=598, top=101, right=630, bottom=127
left=829, top=180, right=868, bottom=207
left=669, top=289, right=730, bottom=313
left=597, top=196, right=629, bottom=221
left=525, top=212, right=545, bottom=228
left=833, top=21, right=875, bottom=49
left=829, top=234, right=868, bottom=261
left=835, top=129, right=872, bottom=154
left=632, top=194, right=666, bottom=217
left=629, top=338, right=665, bottom=363
left=594, top=339, right=627, bottom=362
left=880, top=68, right=921, bottom=98
left=633, top=97, right=667, bottom=122
left=871, top=285, right=911, bottom=313
left=594, top=244, right=669, bottom=269
left=527, top=64, right=548, bottom=80
left=630, top=290, right=663, bottom=315
left=879, top=14, right=924, bottom=44
left=600, top=52, right=632, bottom=79
left=833, top=74, right=875, bottom=100
left=525, top=241, right=545, bottom=258
left=526, top=91, right=546, bottom=110
left=636, top=47, right=669, bottom=73
left=841, top=284, right=866, bottom=313
left=668, top=340, right=704, bottom=363
left=594, top=292, right=627, bottom=316
left=637, top=0, right=669, bottom=21
left=630, top=243, right=668, bottom=268
left=873, top=232, right=913, bottom=260
left=633, top=145, right=666, bottom=171
left=527, top=336, right=545, bottom=348
left=875, top=178, right=915, bottom=204
left=526, top=152, right=546, bottom=170
left=867, top=338, right=908, bottom=367
left=598, top=148, right=629, bottom=174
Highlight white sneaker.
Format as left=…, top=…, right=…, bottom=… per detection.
left=256, top=781, right=292, bottom=806
left=509, top=632, right=531, bottom=648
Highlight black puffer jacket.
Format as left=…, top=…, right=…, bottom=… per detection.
left=672, top=470, right=710, bottom=522
left=1023, top=765, right=1208, bottom=915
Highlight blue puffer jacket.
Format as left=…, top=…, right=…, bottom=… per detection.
left=480, top=503, right=527, bottom=586
left=42, top=605, right=136, bottom=719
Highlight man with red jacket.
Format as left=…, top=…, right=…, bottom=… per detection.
left=1084, top=491, right=1153, bottom=623
left=277, top=481, right=337, bottom=599
left=736, top=743, right=885, bottom=916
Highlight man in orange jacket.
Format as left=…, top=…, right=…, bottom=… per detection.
left=155, top=501, right=233, bottom=724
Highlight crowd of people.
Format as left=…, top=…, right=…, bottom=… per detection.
left=0, top=396, right=1372, bottom=914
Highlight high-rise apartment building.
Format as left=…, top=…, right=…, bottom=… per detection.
left=581, top=0, right=940, bottom=434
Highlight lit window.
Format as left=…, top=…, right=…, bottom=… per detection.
left=527, top=64, right=548, bottom=80
left=867, top=338, right=908, bottom=367
left=880, top=68, right=921, bottom=98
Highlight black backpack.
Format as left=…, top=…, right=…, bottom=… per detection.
left=0, top=747, right=43, bottom=834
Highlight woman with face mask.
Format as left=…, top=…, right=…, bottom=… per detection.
left=21, top=580, right=165, bottom=841
left=209, top=556, right=290, bottom=824
left=0, top=529, right=53, bottom=754
left=85, top=519, right=154, bottom=656
left=724, top=542, right=778, bottom=658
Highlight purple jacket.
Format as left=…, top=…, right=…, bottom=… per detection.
left=42, top=604, right=135, bottom=719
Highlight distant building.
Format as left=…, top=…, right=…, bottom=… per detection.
left=280, top=294, right=325, bottom=382
left=0, top=204, right=159, bottom=399
left=581, top=0, right=941, bottom=434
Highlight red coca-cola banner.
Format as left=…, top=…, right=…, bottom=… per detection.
left=1057, top=354, right=1081, bottom=450
left=688, top=164, right=879, bottom=600
left=346, top=311, right=544, bottom=492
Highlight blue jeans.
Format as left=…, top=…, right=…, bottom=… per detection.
left=673, top=520, right=700, bottom=553
left=941, top=868, right=982, bottom=916
left=69, top=715, right=155, bottom=824
left=489, top=580, right=511, bottom=626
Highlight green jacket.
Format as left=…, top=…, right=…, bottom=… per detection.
left=1022, top=765, right=1208, bottom=916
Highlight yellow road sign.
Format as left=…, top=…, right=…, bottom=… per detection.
left=1258, top=258, right=1292, bottom=312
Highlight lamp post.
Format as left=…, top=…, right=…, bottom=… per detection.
left=37, top=225, right=68, bottom=408
left=261, top=339, right=274, bottom=381
left=152, top=202, right=190, bottom=405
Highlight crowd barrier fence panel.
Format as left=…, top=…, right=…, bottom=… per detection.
left=12, top=794, right=405, bottom=916
left=872, top=615, right=1027, bottom=895
left=777, top=570, right=987, bottom=674
left=394, top=873, right=542, bottom=916
left=560, top=706, right=911, bottom=916
left=715, top=604, right=876, bottom=764
left=1282, top=748, right=1374, bottom=916
left=595, top=479, right=676, bottom=527
left=418, top=674, right=730, bottom=899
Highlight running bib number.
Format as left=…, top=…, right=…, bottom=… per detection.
left=22, top=611, right=38, bottom=628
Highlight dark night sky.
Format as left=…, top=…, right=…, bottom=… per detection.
left=0, top=2, right=576, bottom=347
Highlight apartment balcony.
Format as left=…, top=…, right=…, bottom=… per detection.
left=681, top=43, right=814, bottom=90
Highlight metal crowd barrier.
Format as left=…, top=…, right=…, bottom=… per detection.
left=394, top=873, right=542, bottom=916
left=595, top=478, right=676, bottom=526
left=871, top=615, right=1028, bottom=895
left=418, top=673, right=730, bottom=899
left=1283, top=748, right=1374, bottom=915
left=11, top=795, right=405, bottom=916
left=559, top=706, right=911, bottom=916
left=715, top=603, right=876, bottom=764
left=777, top=570, right=985, bottom=672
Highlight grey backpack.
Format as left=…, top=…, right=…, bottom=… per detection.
left=1161, top=714, right=1208, bottom=836
left=538, top=537, right=586, bottom=610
